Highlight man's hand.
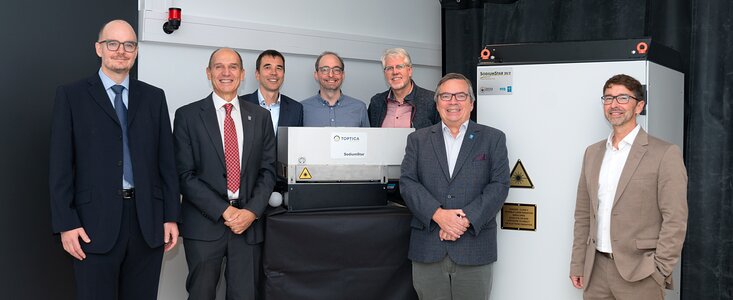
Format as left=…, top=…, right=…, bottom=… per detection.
left=224, top=208, right=257, bottom=235
left=439, top=229, right=459, bottom=241
left=570, top=275, right=584, bottom=289
left=60, top=227, right=91, bottom=260
left=432, top=208, right=470, bottom=240
left=222, top=206, right=241, bottom=222
left=163, top=222, right=179, bottom=252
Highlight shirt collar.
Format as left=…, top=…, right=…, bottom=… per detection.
left=387, top=80, right=416, bottom=104
left=212, top=92, right=241, bottom=111
left=441, top=120, right=469, bottom=135
left=316, top=91, right=343, bottom=107
left=606, top=124, right=641, bottom=150
left=98, top=68, right=129, bottom=91
left=257, top=89, right=281, bottom=107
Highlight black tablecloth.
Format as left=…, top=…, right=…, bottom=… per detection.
left=263, top=205, right=418, bottom=300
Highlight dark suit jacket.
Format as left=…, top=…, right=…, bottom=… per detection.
left=49, top=74, right=180, bottom=253
left=174, top=94, right=276, bottom=244
left=240, top=90, right=303, bottom=128
left=570, top=129, right=688, bottom=289
left=400, top=121, right=510, bottom=265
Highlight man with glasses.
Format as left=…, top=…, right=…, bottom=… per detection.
left=569, top=74, right=688, bottom=299
left=302, top=51, right=369, bottom=127
left=368, top=48, right=439, bottom=129
left=49, top=19, right=179, bottom=300
left=400, top=73, right=509, bottom=300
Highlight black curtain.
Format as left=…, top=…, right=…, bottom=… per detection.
left=683, top=1, right=733, bottom=299
left=0, top=1, right=137, bottom=299
left=442, top=0, right=732, bottom=298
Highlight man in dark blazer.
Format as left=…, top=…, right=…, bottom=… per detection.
left=368, top=48, right=440, bottom=129
left=174, top=48, right=276, bottom=299
left=241, top=49, right=303, bottom=134
left=570, top=74, right=687, bottom=299
left=49, top=20, right=180, bottom=300
left=400, top=73, right=510, bottom=300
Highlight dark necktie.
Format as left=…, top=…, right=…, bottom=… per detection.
left=223, top=103, right=240, bottom=194
left=111, top=85, right=134, bottom=186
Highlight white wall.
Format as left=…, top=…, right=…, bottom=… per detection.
left=138, top=0, right=442, bottom=115
left=136, top=1, right=442, bottom=299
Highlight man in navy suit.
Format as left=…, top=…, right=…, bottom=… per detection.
left=49, top=19, right=180, bottom=300
left=400, top=73, right=510, bottom=300
left=174, top=48, right=276, bottom=299
left=241, top=49, right=303, bottom=134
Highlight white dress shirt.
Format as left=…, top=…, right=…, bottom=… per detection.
left=441, top=120, right=469, bottom=177
left=596, top=125, right=641, bottom=253
left=212, top=93, right=244, bottom=200
left=257, top=90, right=281, bottom=134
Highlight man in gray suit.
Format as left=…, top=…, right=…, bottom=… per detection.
left=400, top=73, right=510, bottom=300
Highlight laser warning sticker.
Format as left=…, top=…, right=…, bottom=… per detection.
left=298, top=167, right=312, bottom=180
left=510, top=159, right=534, bottom=188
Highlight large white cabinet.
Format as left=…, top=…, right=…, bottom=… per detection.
left=476, top=39, right=684, bottom=300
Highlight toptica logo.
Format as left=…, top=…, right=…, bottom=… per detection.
left=333, top=135, right=360, bottom=142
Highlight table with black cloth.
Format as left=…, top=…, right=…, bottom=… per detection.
left=263, top=205, right=418, bottom=300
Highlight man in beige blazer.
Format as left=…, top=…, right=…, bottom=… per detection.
left=569, top=74, right=688, bottom=300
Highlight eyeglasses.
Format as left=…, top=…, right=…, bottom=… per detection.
left=438, top=92, right=469, bottom=102
left=383, top=64, right=409, bottom=72
left=317, top=66, right=343, bottom=75
left=601, top=94, right=638, bottom=104
left=98, top=40, right=138, bottom=53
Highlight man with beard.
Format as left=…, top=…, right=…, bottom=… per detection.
left=368, top=48, right=439, bottom=129
left=49, top=19, right=179, bottom=299
left=569, top=74, right=688, bottom=300
left=241, top=49, right=303, bottom=135
left=302, top=51, right=369, bottom=127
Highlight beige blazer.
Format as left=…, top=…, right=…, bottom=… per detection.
left=570, top=129, right=688, bottom=289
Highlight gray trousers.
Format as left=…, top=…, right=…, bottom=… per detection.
left=412, top=256, right=493, bottom=300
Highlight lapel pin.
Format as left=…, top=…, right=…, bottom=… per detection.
left=248, top=115, right=252, bottom=121
left=469, top=134, right=475, bottom=140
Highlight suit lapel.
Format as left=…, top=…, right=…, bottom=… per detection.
left=87, top=76, right=119, bottom=126
left=450, top=121, right=479, bottom=180
left=239, top=99, right=255, bottom=177
left=278, top=97, right=288, bottom=126
left=613, top=129, right=648, bottom=207
left=429, top=124, right=451, bottom=181
left=199, top=95, right=226, bottom=168
left=126, top=80, right=140, bottom=125
left=587, top=142, right=605, bottom=214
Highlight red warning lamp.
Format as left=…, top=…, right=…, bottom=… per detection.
left=636, top=42, right=648, bottom=54
left=480, top=48, right=491, bottom=60
left=163, top=7, right=182, bottom=34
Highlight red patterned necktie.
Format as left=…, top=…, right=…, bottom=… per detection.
left=223, top=103, right=240, bottom=194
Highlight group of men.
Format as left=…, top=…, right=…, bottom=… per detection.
left=49, top=19, right=687, bottom=300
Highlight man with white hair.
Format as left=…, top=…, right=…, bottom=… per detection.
left=368, top=48, right=439, bottom=129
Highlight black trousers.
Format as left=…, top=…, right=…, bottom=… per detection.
left=72, top=197, right=164, bottom=300
left=183, top=230, right=262, bottom=300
